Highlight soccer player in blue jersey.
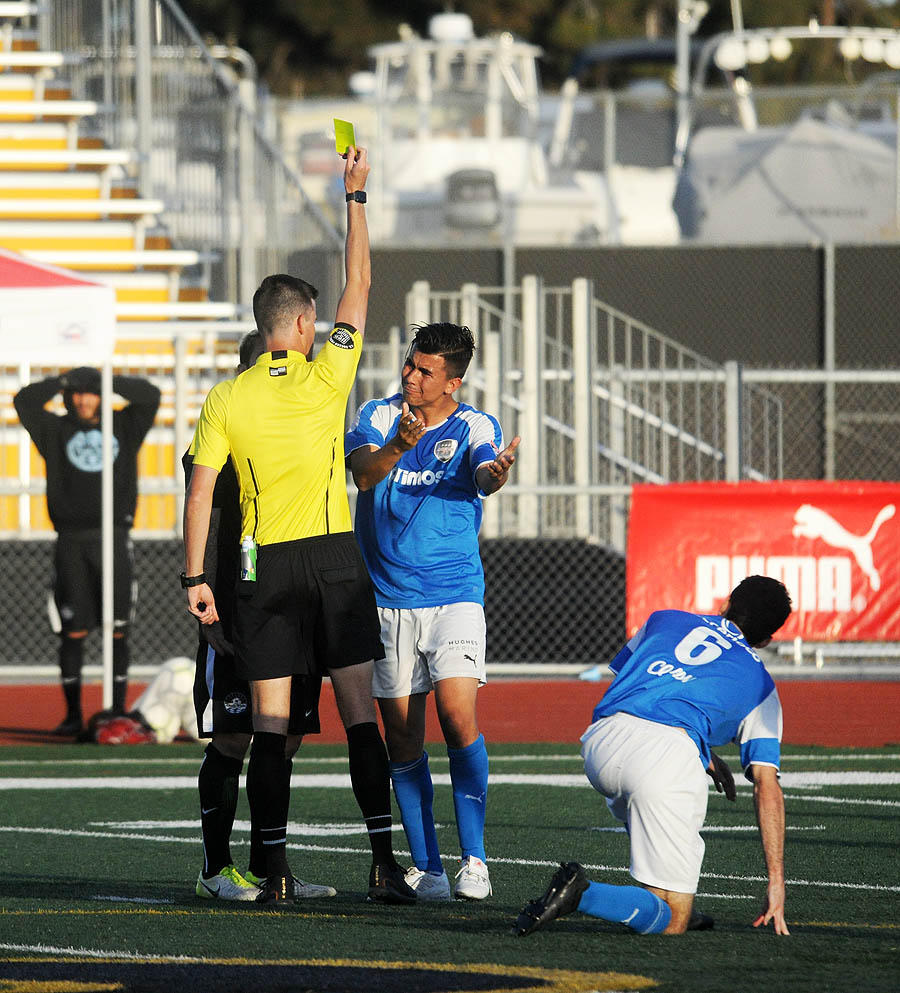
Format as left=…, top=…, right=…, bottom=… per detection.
left=346, top=322, right=520, bottom=901
left=514, top=575, right=792, bottom=936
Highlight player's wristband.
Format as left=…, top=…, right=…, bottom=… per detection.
left=180, top=572, right=206, bottom=589
left=346, top=191, right=367, bottom=203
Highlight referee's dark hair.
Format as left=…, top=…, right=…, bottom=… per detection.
left=410, top=322, right=476, bottom=379
left=725, top=575, right=792, bottom=647
left=253, top=274, right=318, bottom=335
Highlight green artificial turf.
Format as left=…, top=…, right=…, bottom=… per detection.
left=0, top=742, right=897, bottom=992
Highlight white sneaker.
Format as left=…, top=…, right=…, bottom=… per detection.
left=293, top=877, right=337, bottom=899
left=404, top=866, right=451, bottom=902
left=454, top=856, right=492, bottom=900
left=196, top=865, right=260, bottom=901
left=245, top=871, right=337, bottom=899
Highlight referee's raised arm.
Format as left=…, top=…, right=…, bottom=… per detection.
left=335, top=145, right=371, bottom=336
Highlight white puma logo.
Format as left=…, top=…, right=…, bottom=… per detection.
left=792, top=503, right=895, bottom=591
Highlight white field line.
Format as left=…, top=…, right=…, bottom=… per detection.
left=91, top=819, right=825, bottom=836
left=1, top=751, right=897, bottom=768
left=590, top=825, right=826, bottom=833
left=3, top=771, right=900, bottom=790
left=782, top=792, right=900, bottom=808
left=90, top=895, right=175, bottom=904
left=0, top=942, right=206, bottom=961
left=92, top=819, right=392, bottom=836
left=0, top=823, right=897, bottom=894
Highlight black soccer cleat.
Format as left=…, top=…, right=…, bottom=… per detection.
left=687, top=909, right=715, bottom=930
left=52, top=715, right=83, bottom=737
left=255, top=873, right=295, bottom=904
left=367, top=862, right=417, bottom=904
left=513, top=861, right=589, bottom=937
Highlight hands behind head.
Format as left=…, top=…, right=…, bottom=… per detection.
left=60, top=366, right=101, bottom=394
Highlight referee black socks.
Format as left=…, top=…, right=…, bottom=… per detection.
left=246, top=731, right=291, bottom=878
left=346, top=721, right=395, bottom=863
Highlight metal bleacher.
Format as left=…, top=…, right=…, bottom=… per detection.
left=0, top=0, right=348, bottom=545
left=0, top=2, right=238, bottom=323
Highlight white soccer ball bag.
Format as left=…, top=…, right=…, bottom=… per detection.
left=133, top=656, right=199, bottom=744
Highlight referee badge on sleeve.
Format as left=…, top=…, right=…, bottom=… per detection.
left=329, top=325, right=356, bottom=350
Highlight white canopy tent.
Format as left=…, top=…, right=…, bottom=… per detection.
left=2, top=248, right=118, bottom=707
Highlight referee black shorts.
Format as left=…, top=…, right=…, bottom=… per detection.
left=233, top=531, right=384, bottom=682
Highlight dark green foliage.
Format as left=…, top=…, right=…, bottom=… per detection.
left=175, top=0, right=900, bottom=95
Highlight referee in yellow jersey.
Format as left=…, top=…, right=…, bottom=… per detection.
left=183, top=146, right=414, bottom=905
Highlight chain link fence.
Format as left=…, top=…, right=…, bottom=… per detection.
left=5, top=247, right=897, bottom=675
left=1, top=6, right=896, bottom=685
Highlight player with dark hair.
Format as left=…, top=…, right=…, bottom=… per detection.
left=346, top=321, right=520, bottom=901
left=513, top=575, right=792, bottom=937
left=14, top=366, right=160, bottom=734
left=183, top=146, right=414, bottom=905
left=186, top=329, right=335, bottom=902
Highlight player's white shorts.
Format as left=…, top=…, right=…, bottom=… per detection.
left=580, top=711, right=709, bottom=894
left=373, top=603, right=487, bottom=699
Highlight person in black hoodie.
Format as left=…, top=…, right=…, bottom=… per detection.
left=14, top=365, right=161, bottom=735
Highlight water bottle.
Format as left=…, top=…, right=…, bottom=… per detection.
left=240, top=535, right=257, bottom=582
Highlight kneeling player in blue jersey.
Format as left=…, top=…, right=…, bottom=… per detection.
left=346, top=323, right=520, bottom=901
left=514, top=575, right=792, bottom=936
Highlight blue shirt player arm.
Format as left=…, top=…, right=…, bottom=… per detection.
left=735, top=685, right=783, bottom=781
left=467, top=410, right=508, bottom=496
left=588, top=622, right=645, bottom=724
left=346, top=396, right=410, bottom=492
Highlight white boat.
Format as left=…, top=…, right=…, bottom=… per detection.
left=279, top=13, right=617, bottom=246
left=672, top=23, right=900, bottom=243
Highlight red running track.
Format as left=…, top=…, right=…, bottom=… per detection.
left=1, top=679, right=899, bottom=747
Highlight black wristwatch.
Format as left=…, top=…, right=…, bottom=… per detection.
left=180, top=572, right=206, bottom=589
left=346, top=191, right=367, bottom=203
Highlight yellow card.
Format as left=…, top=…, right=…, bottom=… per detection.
left=334, top=118, right=356, bottom=155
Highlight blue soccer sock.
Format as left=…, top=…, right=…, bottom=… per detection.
left=390, top=752, right=442, bottom=873
left=577, top=881, right=672, bottom=934
left=447, top=733, right=488, bottom=862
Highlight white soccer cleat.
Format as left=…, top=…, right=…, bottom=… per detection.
left=292, top=878, right=337, bottom=899
left=245, top=871, right=337, bottom=899
left=195, top=865, right=261, bottom=901
left=404, top=866, right=452, bottom=902
left=453, top=856, right=492, bottom=901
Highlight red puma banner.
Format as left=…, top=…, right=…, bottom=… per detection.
left=627, top=481, right=900, bottom=641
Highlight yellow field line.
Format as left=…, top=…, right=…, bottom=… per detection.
left=799, top=920, right=900, bottom=930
